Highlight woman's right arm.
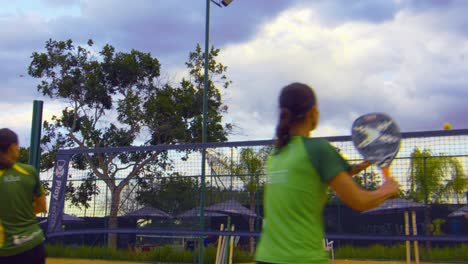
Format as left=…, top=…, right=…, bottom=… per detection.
left=328, top=171, right=400, bottom=212
left=33, top=194, right=47, bottom=214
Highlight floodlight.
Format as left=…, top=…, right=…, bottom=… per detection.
left=221, top=0, right=234, bottom=7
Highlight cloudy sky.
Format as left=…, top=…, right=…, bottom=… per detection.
left=1, top=0, right=467, bottom=146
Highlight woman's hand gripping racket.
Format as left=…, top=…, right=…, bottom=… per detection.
left=351, top=113, right=401, bottom=180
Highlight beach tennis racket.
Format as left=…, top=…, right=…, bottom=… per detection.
left=351, top=113, right=401, bottom=180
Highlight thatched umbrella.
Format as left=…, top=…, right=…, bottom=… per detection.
left=205, top=199, right=258, bottom=218
left=177, top=207, right=227, bottom=218
left=121, top=206, right=172, bottom=219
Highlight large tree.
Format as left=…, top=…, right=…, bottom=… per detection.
left=327, top=169, right=381, bottom=203
left=28, top=39, right=232, bottom=248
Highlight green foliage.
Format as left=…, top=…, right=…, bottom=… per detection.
left=336, top=244, right=406, bottom=260
left=181, top=44, right=232, bottom=142
left=65, top=176, right=100, bottom=209
left=135, top=175, right=253, bottom=217
left=335, top=243, right=468, bottom=262
left=29, top=38, right=232, bottom=174
left=205, top=146, right=270, bottom=255
left=18, top=147, right=29, bottom=163
left=45, top=244, right=254, bottom=263
left=46, top=243, right=156, bottom=262
left=204, top=185, right=250, bottom=205
left=353, top=171, right=380, bottom=190
left=17, top=147, right=52, bottom=195
left=46, top=243, right=467, bottom=263
left=29, top=39, right=233, bottom=247
left=407, top=147, right=467, bottom=203
left=137, top=175, right=200, bottom=215
left=206, top=147, right=270, bottom=193
left=204, top=147, right=269, bottom=205
left=426, top=244, right=468, bottom=262
left=327, top=170, right=381, bottom=203
left=238, top=148, right=268, bottom=192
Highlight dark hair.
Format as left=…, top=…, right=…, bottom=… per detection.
left=275, top=83, right=317, bottom=149
left=0, top=128, right=18, bottom=153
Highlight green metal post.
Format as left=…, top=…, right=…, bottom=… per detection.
left=199, top=0, right=211, bottom=262
left=29, top=100, right=43, bottom=171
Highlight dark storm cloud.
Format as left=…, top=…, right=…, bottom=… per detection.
left=293, top=0, right=461, bottom=27
left=301, top=0, right=400, bottom=25
left=0, top=13, right=51, bottom=102
left=410, top=79, right=468, bottom=131
left=405, top=0, right=454, bottom=10
left=0, top=13, right=50, bottom=52
left=67, top=0, right=292, bottom=55
left=2, top=0, right=468, bottom=142
left=0, top=45, right=44, bottom=102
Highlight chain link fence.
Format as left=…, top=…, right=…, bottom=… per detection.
left=40, top=129, right=468, bottom=250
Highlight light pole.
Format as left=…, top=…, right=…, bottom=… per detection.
left=200, top=0, right=234, bottom=263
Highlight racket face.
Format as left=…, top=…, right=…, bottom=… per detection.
left=351, top=113, right=401, bottom=167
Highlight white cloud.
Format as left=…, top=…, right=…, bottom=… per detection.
left=1, top=1, right=467, bottom=146
left=0, top=100, right=66, bottom=147
left=219, top=6, right=468, bottom=140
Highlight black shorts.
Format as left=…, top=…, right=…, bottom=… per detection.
left=0, top=243, right=46, bottom=264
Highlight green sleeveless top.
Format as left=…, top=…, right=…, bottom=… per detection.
left=255, top=136, right=350, bottom=263
left=0, top=162, right=45, bottom=256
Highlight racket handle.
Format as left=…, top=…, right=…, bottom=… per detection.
left=381, top=166, right=391, bottom=180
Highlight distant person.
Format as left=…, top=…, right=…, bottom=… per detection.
left=0, top=128, right=47, bottom=264
left=255, top=83, right=400, bottom=264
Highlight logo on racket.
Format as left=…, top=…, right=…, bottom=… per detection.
left=353, top=120, right=398, bottom=148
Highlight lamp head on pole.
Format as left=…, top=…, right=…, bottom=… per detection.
left=210, top=0, right=234, bottom=7
left=221, top=0, right=233, bottom=6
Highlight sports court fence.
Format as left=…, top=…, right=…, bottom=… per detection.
left=41, top=129, right=468, bottom=253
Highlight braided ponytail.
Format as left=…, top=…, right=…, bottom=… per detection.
left=275, top=107, right=292, bottom=149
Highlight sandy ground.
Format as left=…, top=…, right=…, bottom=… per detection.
left=47, top=259, right=463, bottom=264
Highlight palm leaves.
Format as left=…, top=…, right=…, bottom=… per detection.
left=408, top=148, right=467, bottom=204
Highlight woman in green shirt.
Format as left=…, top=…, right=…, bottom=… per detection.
left=0, top=128, right=47, bottom=264
left=255, top=83, right=400, bottom=264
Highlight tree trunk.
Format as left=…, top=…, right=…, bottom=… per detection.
left=107, top=188, right=121, bottom=249
left=249, top=191, right=255, bottom=256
